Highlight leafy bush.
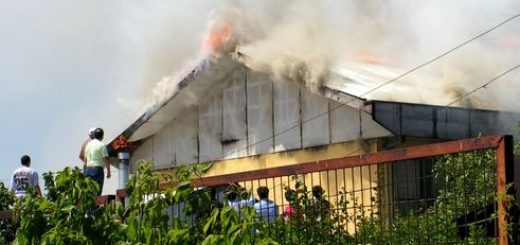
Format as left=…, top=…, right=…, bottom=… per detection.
left=1, top=149, right=511, bottom=244
left=0, top=182, right=15, bottom=244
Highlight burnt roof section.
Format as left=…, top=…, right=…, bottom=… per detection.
left=371, top=100, right=520, bottom=140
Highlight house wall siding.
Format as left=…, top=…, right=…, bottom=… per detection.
left=222, top=67, right=248, bottom=159
left=172, top=109, right=198, bottom=165
left=247, top=72, right=274, bottom=155
left=198, top=91, right=223, bottom=163
left=130, top=69, right=391, bottom=170
left=302, top=89, right=330, bottom=147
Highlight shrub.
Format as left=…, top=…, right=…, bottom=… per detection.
left=3, top=150, right=512, bottom=244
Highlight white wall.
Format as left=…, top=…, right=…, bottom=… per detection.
left=222, top=68, right=248, bottom=159
left=247, top=71, right=274, bottom=155
left=130, top=68, right=392, bottom=170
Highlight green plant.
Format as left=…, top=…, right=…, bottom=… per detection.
left=12, top=167, right=119, bottom=245
left=4, top=148, right=511, bottom=244
left=349, top=150, right=500, bottom=244
left=0, top=182, right=15, bottom=244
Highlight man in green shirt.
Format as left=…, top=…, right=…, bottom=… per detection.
left=84, top=128, right=111, bottom=195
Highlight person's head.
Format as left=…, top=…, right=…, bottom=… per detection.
left=21, top=155, right=31, bottom=167
left=285, top=189, right=296, bottom=203
left=227, top=190, right=238, bottom=201
left=93, top=128, right=104, bottom=140
left=257, top=186, right=269, bottom=200
left=88, top=127, right=96, bottom=139
left=312, top=185, right=324, bottom=199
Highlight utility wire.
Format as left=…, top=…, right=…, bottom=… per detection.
left=359, top=11, right=520, bottom=98
left=215, top=11, right=520, bottom=161
left=445, top=64, right=520, bottom=107
left=331, top=63, right=520, bottom=160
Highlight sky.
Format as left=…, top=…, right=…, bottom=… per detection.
left=0, top=1, right=216, bottom=192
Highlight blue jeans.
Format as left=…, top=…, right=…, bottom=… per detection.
left=84, top=166, right=104, bottom=195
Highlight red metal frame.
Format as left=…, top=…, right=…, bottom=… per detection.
left=182, top=135, right=506, bottom=187
left=151, top=134, right=512, bottom=245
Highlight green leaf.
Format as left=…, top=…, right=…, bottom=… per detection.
left=203, top=209, right=220, bottom=235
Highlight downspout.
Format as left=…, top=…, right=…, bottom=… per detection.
left=118, top=152, right=130, bottom=189
left=112, top=135, right=131, bottom=190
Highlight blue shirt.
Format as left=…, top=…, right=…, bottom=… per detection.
left=253, top=199, right=279, bottom=223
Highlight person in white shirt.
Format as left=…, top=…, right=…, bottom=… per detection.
left=84, top=128, right=111, bottom=195
left=10, top=155, right=41, bottom=197
left=227, top=189, right=254, bottom=216
left=253, top=186, right=278, bottom=223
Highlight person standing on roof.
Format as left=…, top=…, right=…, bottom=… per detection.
left=10, top=155, right=41, bottom=197
left=79, top=127, right=96, bottom=168
left=84, top=128, right=111, bottom=195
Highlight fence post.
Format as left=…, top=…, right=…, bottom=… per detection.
left=496, top=135, right=514, bottom=245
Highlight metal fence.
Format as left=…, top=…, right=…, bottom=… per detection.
left=3, top=135, right=513, bottom=243
left=137, top=134, right=515, bottom=244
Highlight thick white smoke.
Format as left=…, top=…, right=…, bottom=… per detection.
left=197, top=0, right=520, bottom=111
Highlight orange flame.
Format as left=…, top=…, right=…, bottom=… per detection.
left=112, top=135, right=129, bottom=151
left=205, top=20, right=233, bottom=54
left=357, top=53, right=386, bottom=64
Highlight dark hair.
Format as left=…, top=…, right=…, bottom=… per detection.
left=257, top=186, right=269, bottom=199
left=21, top=155, right=31, bottom=166
left=285, top=189, right=296, bottom=202
left=312, top=185, right=324, bottom=199
left=93, top=128, right=104, bottom=140
left=227, top=190, right=238, bottom=201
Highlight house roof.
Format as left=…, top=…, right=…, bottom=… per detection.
left=110, top=56, right=519, bottom=149
left=119, top=56, right=241, bottom=142
left=113, top=56, right=370, bottom=145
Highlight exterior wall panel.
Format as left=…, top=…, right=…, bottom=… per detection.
left=131, top=137, right=154, bottom=171
left=199, top=91, right=223, bottom=162
left=361, top=111, right=392, bottom=139
left=247, top=71, right=274, bottom=155
left=302, top=89, right=330, bottom=147
left=130, top=70, right=393, bottom=172
left=273, top=81, right=301, bottom=151
left=153, top=123, right=174, bottom=168
left=222, top=68, right=248, bottom=159
left=330, top=101, right=361, bottom=143
left=172, top=109, right=198, bottom=165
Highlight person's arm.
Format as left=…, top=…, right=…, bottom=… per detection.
left=104, top=158, right=111, bottom=179
left=102, top=144, right=111, bottom=179
left=10, top=174, right=15, bottom=194
left=79, top=139, right=89, bottom=163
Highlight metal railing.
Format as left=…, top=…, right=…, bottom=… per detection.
left=117, top=134, right=515, bottom=244
left=2, top=135, right=515, bottom=244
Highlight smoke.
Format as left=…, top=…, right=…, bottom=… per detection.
left=196, top=0, right=520, bottom=110
left=116, top=1, right=217, bottom=115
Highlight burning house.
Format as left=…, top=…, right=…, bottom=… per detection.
left=108, top=7, right=520, bottom=236
left=109, top=50, right=519, bottom=211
